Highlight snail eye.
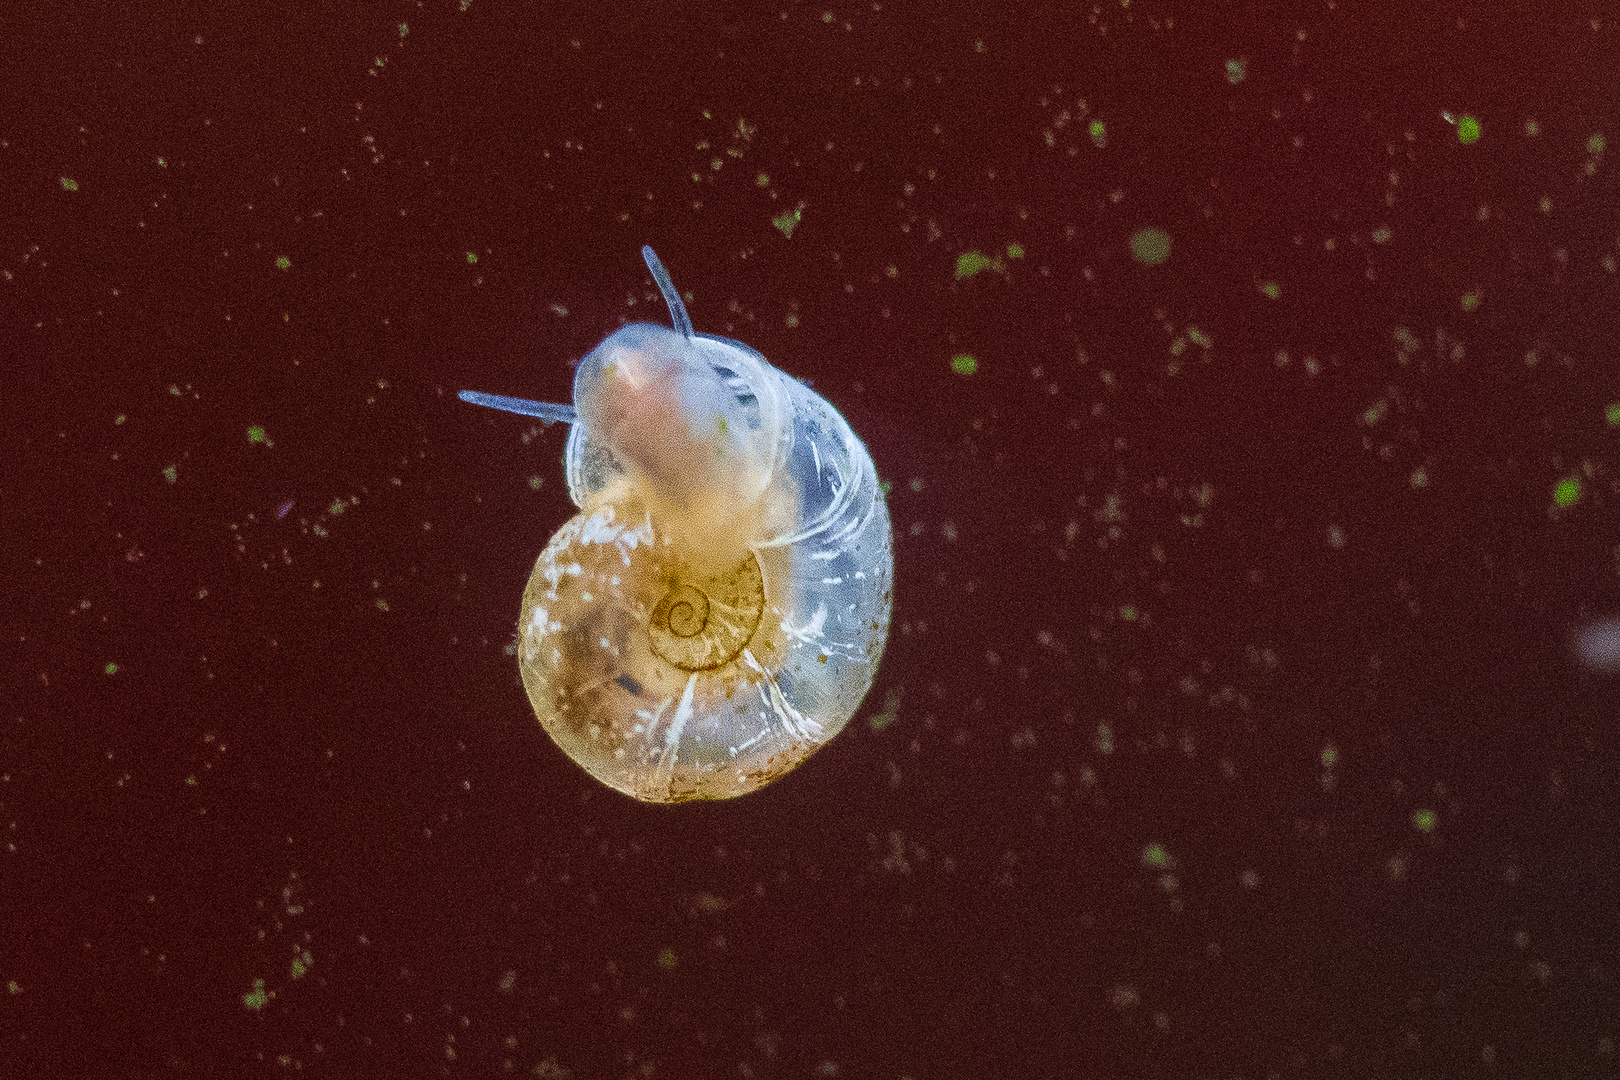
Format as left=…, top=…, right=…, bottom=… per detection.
left=462, top=247, right=892, bottom=802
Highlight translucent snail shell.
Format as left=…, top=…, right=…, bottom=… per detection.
left=460, top=247, right=893, bottom=802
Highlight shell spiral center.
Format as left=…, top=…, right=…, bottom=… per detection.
left=647, top=553, right=765, bottom=672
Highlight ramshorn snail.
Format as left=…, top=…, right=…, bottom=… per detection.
left=460, top=247, right=892, bottom=802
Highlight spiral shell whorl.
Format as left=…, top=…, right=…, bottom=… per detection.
left=518, top=503, right=817, bottom=801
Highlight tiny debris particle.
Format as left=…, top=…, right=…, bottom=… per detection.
left=242, top=978, right=268, bottom=1011
left=1573, top=618, right=1620, bottom=671
left=867, top=689, right=901, bottom=731
left=772, top=207, right=802, bottom=238
left=955, top=251, right=995, bottom=279
left=1130, top=228, right=1171, bottom=266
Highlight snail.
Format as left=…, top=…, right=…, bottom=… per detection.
left=460, top=247, right=893, bottom=802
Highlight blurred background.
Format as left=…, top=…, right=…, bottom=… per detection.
left=3, top=2, right=1618, bottom=1076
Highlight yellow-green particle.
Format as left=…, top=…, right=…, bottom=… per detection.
left=956, top=251, right=995, bottom=279
left=772, top=207, right=801, bottom=238
left=867, top=689, right=901, bottom=732
left=1129, top=228, right=1171, bottom=266
left=243, top=979, right=268, bottom=1011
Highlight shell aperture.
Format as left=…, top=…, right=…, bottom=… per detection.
left=461, top=247, right=893, bottom=802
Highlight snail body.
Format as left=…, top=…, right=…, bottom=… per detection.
left=461, top=248, right=892, bottom=802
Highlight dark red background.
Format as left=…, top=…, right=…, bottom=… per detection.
left=3, top=2, right=1618, bottom=1076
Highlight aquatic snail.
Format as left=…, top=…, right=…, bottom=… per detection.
left=460, top=247, right=892, bottom=802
